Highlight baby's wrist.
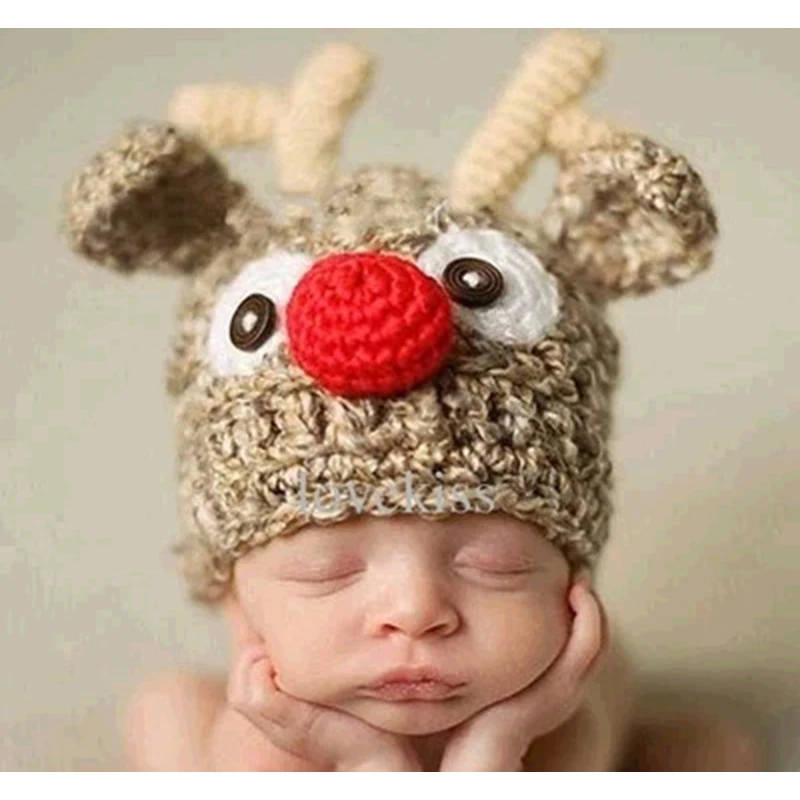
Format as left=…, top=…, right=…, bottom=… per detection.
left=334, top=732, right=422, bottom=771
left=443, top=736, right=528, bottom=772
left=337, top=754, right=420, bottom=771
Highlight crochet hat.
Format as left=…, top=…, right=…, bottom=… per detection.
left=62, top=31, right=717, bottom=604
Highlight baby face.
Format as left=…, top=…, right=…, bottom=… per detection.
left=232, top=512, right=573, bottom=735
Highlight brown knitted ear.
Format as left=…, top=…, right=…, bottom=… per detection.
left=540, top=133, right=718, bottom=299
left=64, top=123, right=249, bottom=276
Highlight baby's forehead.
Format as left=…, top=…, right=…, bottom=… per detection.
left=273, top=513, right=544, bottom=552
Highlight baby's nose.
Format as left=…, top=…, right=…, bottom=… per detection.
left=285, top=251, right=454, bottom=398
left=369, top=571, right=460, bottom=640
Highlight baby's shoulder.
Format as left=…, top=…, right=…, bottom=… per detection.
left=124, top=669, right=322, bottom=771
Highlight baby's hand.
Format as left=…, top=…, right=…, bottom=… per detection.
left=228, top=645, right=421, bottom=771
left=439, top=577, right=608, bottom=771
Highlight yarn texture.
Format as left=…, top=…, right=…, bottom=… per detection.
left=61, top=32, right=718, bottom=604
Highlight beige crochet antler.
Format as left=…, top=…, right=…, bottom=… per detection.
left=448, top=30, right=619, bottom=214
left=169, top=41, right=374, bottom=197
left=169, top=83, right=285, bottom=147
left=168, top=33, right=614, bottom=211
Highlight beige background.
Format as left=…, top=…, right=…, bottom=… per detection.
left=1, top=29, right=798, bottom=770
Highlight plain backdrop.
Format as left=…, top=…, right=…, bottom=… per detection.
left=1, top=29, right=798, bottom=770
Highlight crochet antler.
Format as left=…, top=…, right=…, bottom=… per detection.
left=450, top=30, right=717, bottom=298
left=169, top=42, right=374, bottom=198
left=168, top=83, right=285, bottom=147
left=449, top=30, right=609, bottom=214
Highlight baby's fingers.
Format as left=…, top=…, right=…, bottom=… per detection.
left=529, top=582, right=606, bottom=706
left=508, top=583, right=606, bottom=737
left=227, top=646, right=399, bottom=769
left=561, top=582, right=607, bottom=681
left=228, top=645, right=267, bottom=707
left=228, top=645, right=296, bottom=729
left=228, top=645, right=332, bottom=762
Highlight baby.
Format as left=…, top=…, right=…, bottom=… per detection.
left=123, top=512, right=758, bottom=771
left=130, top=512, right=626, bottom=771
left=62, top=32, right=762, bottom=770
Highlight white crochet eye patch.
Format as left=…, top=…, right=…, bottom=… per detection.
left=207, top=250, right=313, bottom=376
left=417, top=227, right=561, bottom=345
left=208, top=230, right=560, bottom=377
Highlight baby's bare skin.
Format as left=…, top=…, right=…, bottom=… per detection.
left=122, top=618, right=760, bottom=771
left=124, top=612, right=629, bottom=771
left=122, top=515, right=763, bottom=771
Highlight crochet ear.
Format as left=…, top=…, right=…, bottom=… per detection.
left=540, top=133, right=718, bottom=300
left=63, top=123, right=248, bottom=276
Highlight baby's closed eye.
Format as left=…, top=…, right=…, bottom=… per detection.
left=276, top=554, right=365, bottom=583
left=453, top=540, right=538, bottom=572
left=451, top=548, right=541, bottom=586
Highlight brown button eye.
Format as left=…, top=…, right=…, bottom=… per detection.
left=442, top=258, right=504, bottom=308
left=229, top=293, right=276, bottom=352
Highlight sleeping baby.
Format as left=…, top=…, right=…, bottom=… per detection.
left=169, top=511, right=621, bottom=771
left=62, top=31, right=762, bottom=770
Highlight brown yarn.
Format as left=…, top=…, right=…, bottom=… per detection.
left=539, top=133, right=718, bottom=298
left=166, top=166, right=619, bottom=602
left=64, top=124, right=246, bottom=275
left=61, top=32, right=719, bottom=606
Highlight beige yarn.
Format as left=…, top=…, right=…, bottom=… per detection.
left=273, top=41, right=374, bottom=196
left=62, top=32, right=719, bottom=605
left=449, top=30, right=605, bottom=213
left=167, top=33, right=615, bottom=206
left=546, top=103, right=619, bottom=157
left=168, top=84, right=285, bottom=148
left=169, top=42, right=373, bottom=198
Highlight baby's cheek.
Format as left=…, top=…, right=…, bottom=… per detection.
left=267, top=622, right=347, bottom=701
left=265, top=642, right=322, bottom=699
left=480, top=587, right=571, bottom=689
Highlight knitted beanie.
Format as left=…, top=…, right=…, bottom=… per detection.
left=62, top=32, right=718, bottom=604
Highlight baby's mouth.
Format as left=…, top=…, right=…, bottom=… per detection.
left=360, top=680, right=464, bottom=701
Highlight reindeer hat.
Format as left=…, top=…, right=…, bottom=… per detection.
left=63, top=32, right=717, bottom=604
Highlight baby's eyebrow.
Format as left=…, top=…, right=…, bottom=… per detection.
left=274, top=526, right=364, bottom=556
left=459, top=534, right=534, bottom=556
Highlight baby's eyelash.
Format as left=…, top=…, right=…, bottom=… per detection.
left=454, top=551, right=536, bottom=571
left=289, top=568, right=363, bottom=584
left=454, top=561, right=535, bottom=576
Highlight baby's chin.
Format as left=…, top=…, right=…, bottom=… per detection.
left=343, top=695, right=482, bottom=736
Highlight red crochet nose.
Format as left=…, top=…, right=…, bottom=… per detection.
left=286, top=252, right=454, bottom=398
